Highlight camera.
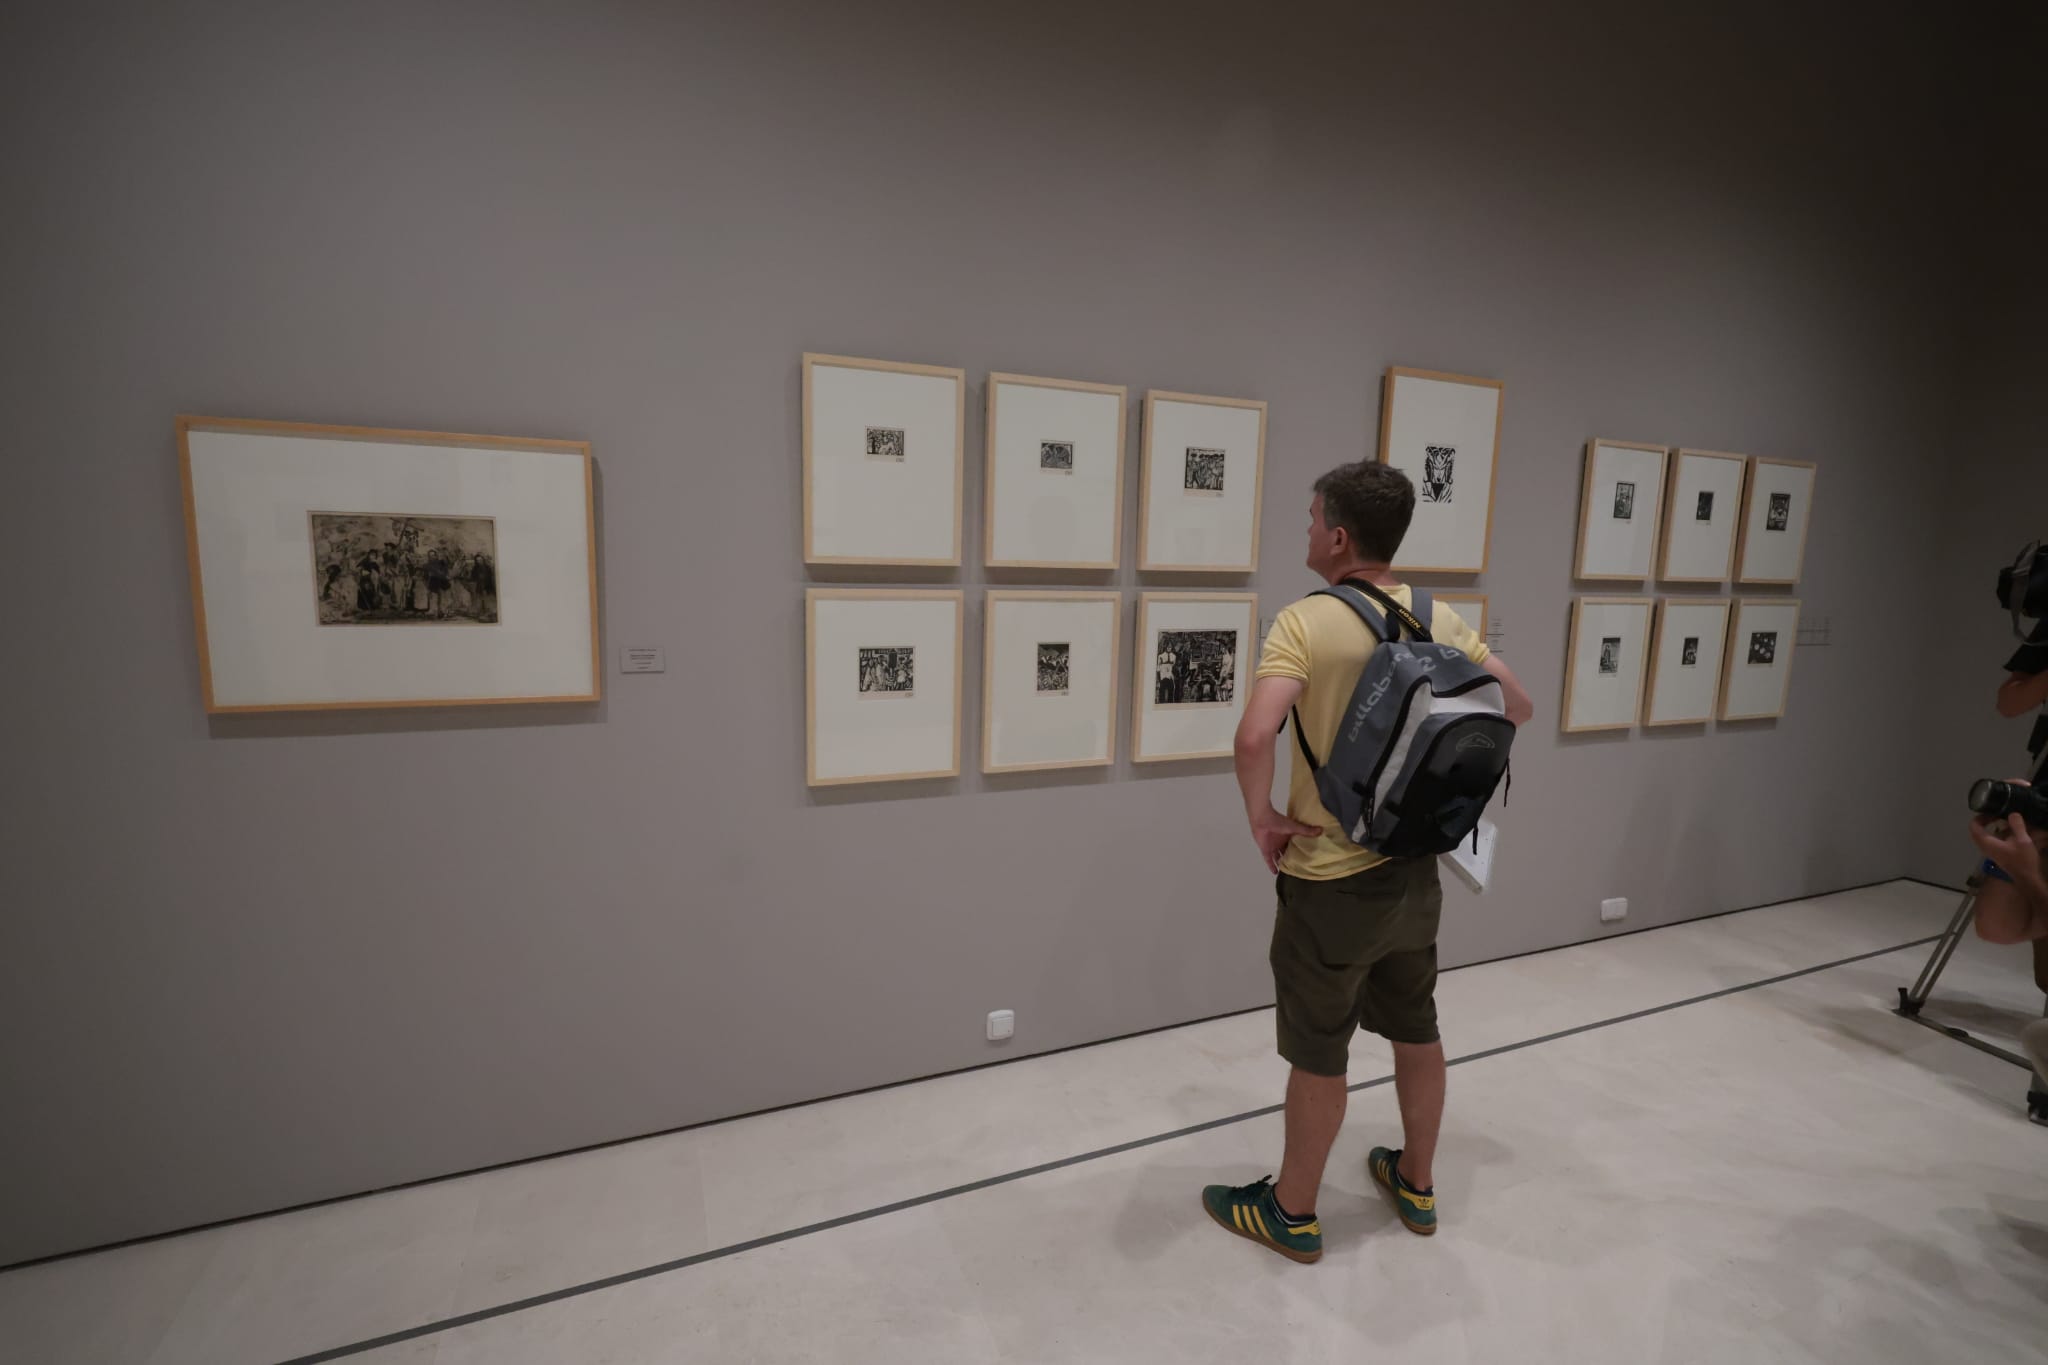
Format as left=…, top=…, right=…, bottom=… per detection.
left=1997, top=541, right=2048, bottom=621
left=1968, top=778, right=2048, bottom=827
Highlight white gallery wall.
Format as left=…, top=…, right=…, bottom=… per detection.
left=0, top=0, right=1994, bottom=1263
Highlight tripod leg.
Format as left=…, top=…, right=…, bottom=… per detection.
left=1902, top=884, right=1980, bottom=1012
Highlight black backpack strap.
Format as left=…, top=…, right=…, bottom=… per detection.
left=1410, top=586, right=1434, bottom=637
left=1289, top=706, right=1319, bottom=771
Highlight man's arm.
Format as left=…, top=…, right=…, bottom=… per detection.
left=1969, top=810, right=2048, bottom=944
left=1997, top=669, right=2048, bottom=719
left=1483, top=653, right=1535, bottom=727
left=1234, top=675, right=1320, bottom=874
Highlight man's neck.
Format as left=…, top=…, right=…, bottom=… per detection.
left=1323, top=559, right=1398, bottom=588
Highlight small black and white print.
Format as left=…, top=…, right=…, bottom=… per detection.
left=1748, top=631, right=1777, bottom=666
left=1039, top=440, right=1074, bottom=473
left=1599, top=636, right=1622, bottom=675
left=865, top=426, right=906, bottom=460
left=1766, top=491, right=1791, bottom=532
left=1183, top=447, right=1226, bottom=494
left=1036, top=642, right=1071, bottom=694
left=1422, top=445, right=1455, bottom=504
left=1612, top=481, right=1636, bottom=521
left=1154, top=629, right=1237, bottom=706
left=857, top=645, right=915, bottom=695
left=1681, top=636, right=1700, bottom=667
left=1695, top=490, right=1715, bottom=521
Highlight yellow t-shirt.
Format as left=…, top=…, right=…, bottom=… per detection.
left=1256, top=586, right=1491, bottom=881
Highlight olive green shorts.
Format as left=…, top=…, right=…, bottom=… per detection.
left=1270, top=857, right=1443, bottom=1075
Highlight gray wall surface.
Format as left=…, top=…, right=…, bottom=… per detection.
left=0, top=0, right=1979, bottom=1263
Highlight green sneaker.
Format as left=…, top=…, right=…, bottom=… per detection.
left=1200, top=1176, right=1322, bottom=1264
left=1368, top=1147, right=1438, bottom=1236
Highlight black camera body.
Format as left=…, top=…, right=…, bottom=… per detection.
left=1969, top=778, right=2048, bottom=828
left=1997, top=541, right=2048, bottom=618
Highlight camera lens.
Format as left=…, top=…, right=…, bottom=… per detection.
left=1968, top=779, right=2001, bottom=815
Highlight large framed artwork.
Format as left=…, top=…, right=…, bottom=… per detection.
left=1562, top=596, right=1652, bottom=733
left=1377, top=367, right=1503, bottom=575
left=1643, top=598, right=1731, bottom=727
left=1574, top=439, right=1668, bottom=582
left=1720, top=598, right=1801, bottom=721
left=803, top=353, right=965, bottom=566
left=1658, top=449, right=1748, bottom=584
left=178, top=415, right=599, bottom=713
left=1132, top=592, right=1257, bottom=761
left=983, top=591, right=1121, bottom=773
left=806, top=589, right=964, bottom=786
left=1733, top=457, right=1816, bottom=586
left=1137, top=391, right=1266, bottom=572
left=985, top=374, right=1126, bottom=570
left=1433, top=591, right=1489, bottom=642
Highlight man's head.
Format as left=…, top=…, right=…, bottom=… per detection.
left=1307, top=461, right=1415, bottom=581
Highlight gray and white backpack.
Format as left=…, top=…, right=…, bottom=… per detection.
left=1289, top=580, right=1514, bottom=858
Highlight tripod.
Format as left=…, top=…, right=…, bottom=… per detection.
left=1895, top=872, right=2048, bottom=1125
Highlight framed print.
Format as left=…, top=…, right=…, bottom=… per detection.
left=1137, top=391, right=1266, bottom=572
left=985, top=373, right=1127, bottom=569
left=1733, top=457, right=1816, bottom=585
left=1133, top=592, right=1257, bottom=761
left=983, top=591, right=1121, bottom=773
left=1574, top=439, right=1668, bottom=581
left=1720, top=598, right=1801, bottom=721
left=1562, top=596, right=1652, bottom=733
left=806, top=589, right=963, bottom=786
left=802, top=353, right=965, bottom=565
left=1433, top=591, right=1489, bottom=642
left=1658, top=449, right=1748, bottom=584
left=178, top=415, right=599, bottom=713
left=1643, top=598, right=1731, bottom=726
left=1377, top=367, right=1503, bottom=574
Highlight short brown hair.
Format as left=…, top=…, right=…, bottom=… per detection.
left=1313, top=461, right=1415, bottom=562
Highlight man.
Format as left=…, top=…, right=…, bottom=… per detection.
left=1969, top=797, right=2048, bottom=1083
left=1203, top=461, right=1533, bottom=1263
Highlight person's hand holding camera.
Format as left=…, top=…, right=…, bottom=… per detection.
left=1969, top=779, right=2048, bottom=903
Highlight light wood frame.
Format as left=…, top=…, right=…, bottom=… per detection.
left=177, top=414, right=600, bottom=714
left=984, top=373, right=1127, bottom=570
left=1658, top=448, right=1748, bottom=584
left=1431, top=591, right=1490, bottom=642
left=805, top=588, right=965, bottom=786
left=801, top=352, right=966, bottom=567
left=981, top=590, right=1122, bottom=773
left=1719, top=596, right=1802, bottom=721
left=1561, top=595, right=1654, bottom=734
left=1131, top=591, right=1258, bottom=761
left=1137, top=390, right=1267, bottom=572
left=1642, top=596, right=1731, bottom=727
left=1573, top=438, right=1669, bottom=582
left=1733, top=456, right=1817, bottom=586
left=1376, top=366, right=1504, bottom=575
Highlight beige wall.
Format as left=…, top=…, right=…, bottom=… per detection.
left=0, top=0, right=1976, bottom=1263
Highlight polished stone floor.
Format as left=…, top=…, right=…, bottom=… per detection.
left=3, top=879, right=2044, bottom=1364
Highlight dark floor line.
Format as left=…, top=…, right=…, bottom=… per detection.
left=274, top=930, right=1941, bottom=1365
left=0, top=871, right=1924, bottom=1277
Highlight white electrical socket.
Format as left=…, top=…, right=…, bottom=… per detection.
left=986, top=1010, right=1015, bottom=1042
left=1600, top=898, right=1628, bottom=924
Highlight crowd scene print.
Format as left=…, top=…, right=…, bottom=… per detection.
left=866, top=426, right=906, bottom=461
left=1155, top=629, right=1238, bottom=705
left=311, top=513, right=498, bottom=625
left=858, top=646, right=915, bottom=695
left=1421, top=445, right=1455, bottom=503
left=1040, top=440, right=1074, bottom=472
left=1036, top=642, right=1071, bottom=694
left=1183, top=447, right=1226, bottom=494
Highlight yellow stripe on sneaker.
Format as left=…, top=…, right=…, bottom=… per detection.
left=1232, top=1205, right=1247, bottom=1233
left=1250, top=1207, right=1271, bottom=1241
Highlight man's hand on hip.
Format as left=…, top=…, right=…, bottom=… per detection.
left=1249, top=806, right=1322, bottom=875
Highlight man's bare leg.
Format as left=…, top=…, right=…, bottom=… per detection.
left=1974, top=880, right=2048, bottom=946
left=1273, top=1067, right=1347, bottom=1217
left=1392, top=1040, right=1446, bottom=1190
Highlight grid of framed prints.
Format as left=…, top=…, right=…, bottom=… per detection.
left=1575, top=439, right=1668, bottom=581
left=1734, top=458, right=1816, bottom=585
left=178, top=415, right=600, bottom=713
left=1659, top=449, right=1748, bottom=583
left=1721, top=598, right=1801, bottom=721
left=1378, top=367, right=1503, bottom=575
left=1643, top=598, right=1731, bottom=726
left=1132, top=592, right=1258, bottom=762
left=1561, top=597, right=1652, bottom=733
left=805, top=589, right=964, bottom=786
left=1137, top=391, right=1266, bottom=572
left=982, top=592, right=1121, bottom=773
left=984, top=374, right=1127, bottom=569
left=803, top=353, right=966, bottom=566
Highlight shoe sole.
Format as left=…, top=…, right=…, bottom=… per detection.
left=1202, top=1199, right=1322, bottom=1264
left=1370, top=1173, right=1438, bottom=1237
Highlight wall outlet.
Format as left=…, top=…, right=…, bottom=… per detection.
left=986, top=1009, right=1015, bottom=1042
left=1600, top=898, right=1628, bottom=924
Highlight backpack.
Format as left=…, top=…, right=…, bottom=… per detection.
left=1289, top=580, right=1515, bottom=858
